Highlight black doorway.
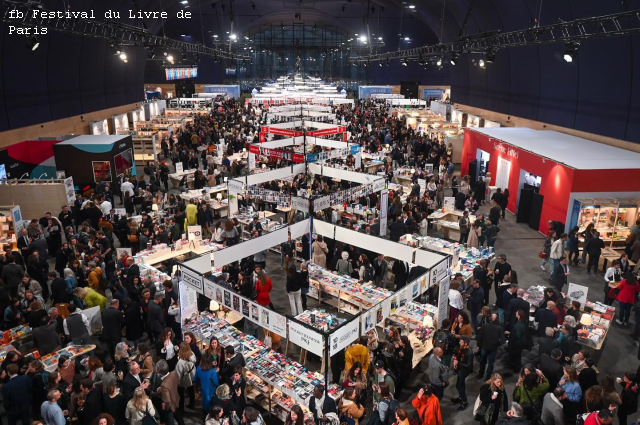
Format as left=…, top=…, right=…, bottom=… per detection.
left=400, top=81, right=419, bottom=99
left=517, top=188, right=534, bottom=223
left=528, top=193, right=544, bottom=231
left=175, top=79, right=196, bottom=98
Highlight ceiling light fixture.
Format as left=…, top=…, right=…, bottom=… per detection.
left=478, top=59, right=485, bottom=68
left=436, top=58, right=442, bottom=66
left=450, top=53, right=458, bottom=66
left=401, top=59, right=408, bottom=66
left=408, top=4, right=415, bottom=8
left=25, top=35, right=39, bottom=51
left=119, top=51, right=127, bottom=61
left=564, top=41, right=579, bottom=63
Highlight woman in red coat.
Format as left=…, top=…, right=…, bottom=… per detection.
left=411, top=387, right=442, bottom=425
left=255, top=269, right=274, bottom=309
left=615, top=271, right=640, bottom=325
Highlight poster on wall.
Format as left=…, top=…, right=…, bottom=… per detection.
left=181, top=267, right=204, bottom=294
left=429, top=258, right=450, bottom=290
left=188, top=225, right=202, bottom=242
left=329, top=319, right=360, bottom=356
left=203, top=279, right=216, bottom=300
left=360, top=307, right=377, bottom=336
left=381, top=297, right=392, bottom=323
left=288, top=320, right=324, bottom=357
left=64, top=177, right=75, bottom=205
left=437, top=275, right=451, bottom=329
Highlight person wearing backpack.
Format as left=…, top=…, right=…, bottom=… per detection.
left=371, top=360, right=396, bottom=407
left=338, top=387, right=365, bottom=425
left=375, top=383, right=399, bottom=425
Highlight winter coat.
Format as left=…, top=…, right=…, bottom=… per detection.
left=338, top=399, right=365, bottom=425
left=616, top=279, right=640, bottom=304
left=175, top=354, right=197, bottom=388
left=311, top=241, right=328, bottom=268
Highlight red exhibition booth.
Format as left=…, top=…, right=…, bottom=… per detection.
left=460, top=128, right=640, bottom=234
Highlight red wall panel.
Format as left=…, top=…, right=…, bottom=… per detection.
left=571, top=169, right=640, bottom=193
left=461, top=129, right=575, bottom=233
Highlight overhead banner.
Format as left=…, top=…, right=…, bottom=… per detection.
left=181, top=266, right=204, bottom=294
left=248, top=144, right=305, bottom=163
left=227, top=179, right=245, bottom=193
left=314, top=196, right=331, bottom=211
left=64, top=177, right=75, bottom=205
left=380, top=189, right=388, bottom=237
left=437, top=275, right=451, bottom=329
left=247, top=185, right=291, bottom=205
left=288, top=320, right=324, bottom=357
left=329, top=319, right=361, bottom=357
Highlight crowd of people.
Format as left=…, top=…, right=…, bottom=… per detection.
left=0, top=96, right=638, bottom=425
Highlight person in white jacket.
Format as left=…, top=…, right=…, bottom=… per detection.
left=448, top=280, right=464, bottom=324
left=125, top=387, right=156, bottom=425
left=175, top=342, right=197, bottom=411
left=549, top=233, right=568, bottom=281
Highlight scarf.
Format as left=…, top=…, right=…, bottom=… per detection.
left=314, top=395, right=326, bottom=419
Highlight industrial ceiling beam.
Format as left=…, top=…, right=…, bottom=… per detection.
left=0, top=0, right=250, bottom=61
left=350, top=9, right=640, bottom=62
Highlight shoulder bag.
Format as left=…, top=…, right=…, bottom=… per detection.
left=142, top=403, right=158, bottom=425
left=473, top=394, right=487, bottom=421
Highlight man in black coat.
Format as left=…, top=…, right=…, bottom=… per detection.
left=454, top=191, right=466, bottom=210
left=101, top=299, right=125, bottom=357
left=402, top=212, right=415, bottom=234
left=477, top=314, right=506, bottom=380
left=388, top=217, right=408, bottom=242
left=507, top=288, right=531, bottom=331
left=147, top=292, right=166, bottom=341
left=551, top=256, right=569, bottom=292
left=535, top=348, right=564, bottom=388
left=81, top=378, right=104, bottom=425
left=585, top=232, right=605, bottom=275
left=307, top=384, right=337, bottom=425
left=32, top=316, right=61, bottom=356
left=473, top=259, right=491, bottom=305
left=492, top=254, right=512, bottom=300
left=2, top=363, right=31, bottom=425
left=466, top=279, right=484, bottom=336
left=122, top=362, right=149, bottom=400
left=534, top=301, right=559, bottom=337
left=392, top=260, right=409, bottom=290
left=536, top=327, right=561, bottom=360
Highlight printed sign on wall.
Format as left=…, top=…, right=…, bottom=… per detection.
left=329, top=319, right=360, bottom=357
left=288, top=320, right=324, bottom=357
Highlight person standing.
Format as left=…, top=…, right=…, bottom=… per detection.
left=428, top=347, right=448, bottom=400
left=411, top=387, right=442, bottom=425
left=551, top=256, right=570, bottom=292
left=452, top=336, right=473, bottom=411
left=102, top=299, right=125, bottom=357
left=159, top=362, right=185, bottom=425
left=507, top=310, right=528, bottom=372
left=466, top=279, right=484, bottom=337
left=585, top=232, right=605, bottom=275
left=549, top=233, right=567, bottom=281
left=492, top=254, right=512, bottom=304
left=474, top=259, right=491, bottom=306
left=41, top=390, right=67, bottom=425
left=477, top=314, right=505, bottom=380
left=615, top=271, right=640, bottom=326
left=286, top=266, right=303, bottom=317
left=3, top=363, right=32, bottom=425
left=311, top=235, right=328, bottom=268
left=478, top=374, right=509, bottom=425
left=458, top=211, right=469, bottom=244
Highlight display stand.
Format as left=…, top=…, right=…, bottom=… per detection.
left=571, top=198, right=640, bottom=247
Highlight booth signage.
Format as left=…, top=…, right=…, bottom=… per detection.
left=288, top=320, right=324, bottom=357
left=314, top=196, right=330, bottom=211
left=248, top=145, right=305, bottom=163
left=380, top=190, right=389, bottom=237
left=248, top=153, right=256, bottom=170
left=228, top=179, right=245, bottom=193
left=372, top=177, right=386, bottom=192
left=181, top=268, right=203, bottom=294
left=179, top=283, right=199, bottom=324
left=292, top=197, right=309, bottom=213
left=430, top=258, right=450, bottom=288
left=567, top=283, right=588, bottom=307
left=437, top=275, right=451, bottom=329
left=64, top=177, right=75, bottom=205
left=203, top=279, right=216, bottom=300
left=330, top=319, right=361, bottom=357
left=493, top=142, right=519, bottom=159
left=360, top=307, right=377, bottom=336
left=187, top=225, right=202, bottom=242
left=452, top=245, right=460, bottom=269
left=260, top=306, right=287, bottom=337
left=175, top=163, right=184, bottom=173
left=443, top=197, right=455, bottom=212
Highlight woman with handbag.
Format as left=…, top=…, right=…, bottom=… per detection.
left=311, top=235, right=329, bottom=268
left=477, top=373, right=508, bottom=425
left=125, top=387, right=156, bottom=425
left=194, top=353, right=219, bottom=421
left=513, top=365, right=550, bottom=418
left=175, top=342, right=197, bottom=412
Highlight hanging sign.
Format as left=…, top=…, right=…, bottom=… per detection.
left=314, top=196, right=331, bottom=211
left=228, top=179, right=245, bottom=193
left=181, top=267, right=203, bottom=294
left=175, top=163, right=184, bottom=174
left=288, top=320, right=324, bottom=357
left=329, top=319, right=361, bottom=356
left=380, top=189, right=389, bottom=237
left=187, top=225, right=202, bottom=242
left=292, top=197, right=309, bottom=213
left=372, top=177, right=386, bottom=192
left=437, top=275, right=451, bottom=329
left=452, top=245, right=460, bottom=269
left=64, top=177, right=75, bottom=205
left=429, top=258, right=450, bottom=289
left=203, top=279, right=216, bottom=299
left=260, top=305, right=287, bottom=337
left=179, top=282, right=198, bottom=322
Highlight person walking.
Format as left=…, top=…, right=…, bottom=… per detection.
left=175, top=342, right=197, bottom=412
left=478, top=374, right=509, bottom=425
left=540, top=231, right=555, bottom=272
left=411, top=386, right=442, bottom=425
left=585, top=232, right=605, bottom=275
left=428, top=347, right=448, bottom=400
left=451, top=336, right=473, bottom=411
left=615, top=271, right=640, bottom=325
left=286, top=266, right=303, bottom=316
left=549, top=233, right=567, bottom=281
left=311, top=235, right=328, bottom=268
left=194, top=353, right=219, bottom=421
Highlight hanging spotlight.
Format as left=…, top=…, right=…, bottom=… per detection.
left=436, top=58, right=442, bottom=66
left=363, top=61, right=367, bottom=67
left=119, top=51, right=127, bottom=61
left=378, top=62, right=383, bottom=67
left=564, top=41, right=579, bottom=63
left=485, top=48, right=496, bottom=63
left=418, top=54, right=425, bottom=65
left=478, top=58, right=486, bottom=68
left=167, top=54, right=174, bottom=63
left=25, top=35, right=39, bottom=51
left=450, top=53, right=458, bottom=66
left=386, top=58, right=390, bottom=66
left=147, top=48, right=156, bottom=59
left=401, top=59, right=408, bottom=66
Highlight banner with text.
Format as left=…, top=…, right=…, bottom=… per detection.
left=288, top=320, right=324, bottom=357
left=329, top=319, right=361, bottom=357
left=181, top=267, right=204, bottom=294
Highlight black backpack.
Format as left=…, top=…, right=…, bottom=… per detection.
left=364, top=266, right=375, bottom=282
left=434, top=329, right=449, bottom=352
left=380, top=398, right=401, bottom=425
